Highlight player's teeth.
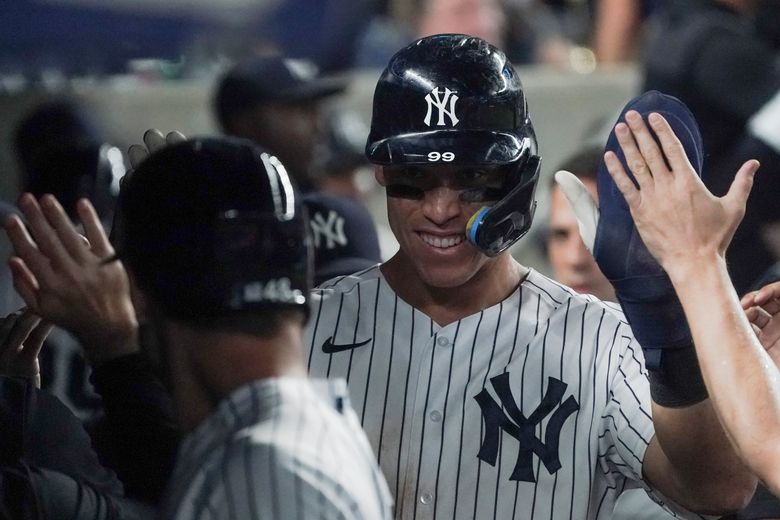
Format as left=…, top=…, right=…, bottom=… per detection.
left=421, top=233, right=463, bottom=248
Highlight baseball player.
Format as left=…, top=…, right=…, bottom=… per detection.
left=305, top=34, right=755, bottom=519
left=4, top=137, right=393, bottom=519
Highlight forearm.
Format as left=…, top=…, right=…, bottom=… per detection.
left=651, top=398, right=756, bottom=513
left=667, top=255, right=780, bottom=494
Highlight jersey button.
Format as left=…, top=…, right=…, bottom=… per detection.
left=436, top=336, right=450, bottom=347
left=429, top=410, right=442, bottom=422
left=420, top=492, right=434, bottom=505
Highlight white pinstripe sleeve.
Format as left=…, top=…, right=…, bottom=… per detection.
left=598, top=323, right=654, bottom=484
left=598, top=323, right=717, bottom=520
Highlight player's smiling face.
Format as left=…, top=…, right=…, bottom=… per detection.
left=376, top=163, right=507, bottom=288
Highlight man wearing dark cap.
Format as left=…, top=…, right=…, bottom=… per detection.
left=214, top=56, right=345, bottom=192
left=4, top=137, right=393, bottom=519
left=303, top=192, right=382, bottom=286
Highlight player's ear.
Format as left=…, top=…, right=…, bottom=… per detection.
left=374, top=165, right=387, bottom=186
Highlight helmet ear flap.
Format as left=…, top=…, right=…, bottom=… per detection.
left=466, top=154, right=542, bottom=256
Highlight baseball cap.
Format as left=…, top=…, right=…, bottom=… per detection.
left=302, top=193, right=381, bottom=285
left=214, top=55, right=346, bottom=128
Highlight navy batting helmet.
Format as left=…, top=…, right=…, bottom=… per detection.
left=117, top=137, right=312, bottom=324
left=366, top=34, right=541, bottom=256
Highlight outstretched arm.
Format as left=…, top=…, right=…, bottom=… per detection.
left=604, top=110, right=766, bottom=505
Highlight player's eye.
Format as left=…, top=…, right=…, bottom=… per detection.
left=459, top=187, right=504, bottom=203
left=386, top=183, right=425, bottom=200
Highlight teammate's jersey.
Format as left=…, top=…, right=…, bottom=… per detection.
left=306, top=266, right=658, bottom=520
left=162, top=377, right=393, bottom=520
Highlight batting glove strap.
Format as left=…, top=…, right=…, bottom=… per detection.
left=647, top=347, right=708, bottom=408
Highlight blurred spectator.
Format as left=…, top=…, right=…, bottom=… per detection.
left=590, top=0, right=659, bottom=64
left=303, top=193, right=382, bottom=285
left=311, top=108, right=373, bottom=200
left=547, top=146, right=614, bottom=300
left=14, top=100, right=120, bottom=222
left=7, top=99, right=125, bottom=423
left=643, top=0, right=780, bottom=295
left=417, top=0, right=507, bottom=49
left=213, top=55, right=345, bottom=193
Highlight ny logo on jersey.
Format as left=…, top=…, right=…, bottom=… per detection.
left=474, top=373, right=579, bottom=482
left=424, top=87, right=459, bottom=127
left=309, top=210, right=348, bottom=250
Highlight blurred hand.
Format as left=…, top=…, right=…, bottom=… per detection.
left=741, top=281, right=780, bottom=366
left=110, top=129, right=186, bottom=244
left=0, top=309, right=53, bottom=388
left=602, top=110, right=759, bottom=278
left=4, top=194, right=138, bottom=367
left=125, top=129, right=187, bottom=175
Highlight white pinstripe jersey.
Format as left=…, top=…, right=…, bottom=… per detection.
left=161, top=377, right=393, bottom=520
left=305, top=266, right=667, bottom=520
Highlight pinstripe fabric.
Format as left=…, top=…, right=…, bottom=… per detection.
left=161, top=378, right=393, bottom=519
left=306, top=267, right=665, bottom=520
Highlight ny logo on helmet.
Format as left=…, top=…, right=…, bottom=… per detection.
left=424, top=87, right=459, bottom=127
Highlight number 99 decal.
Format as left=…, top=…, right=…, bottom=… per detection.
left=428, top=151, right=455, bottom=162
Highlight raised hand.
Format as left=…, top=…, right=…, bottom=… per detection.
left=602, top=110, right=759, bottom=277
left=110, top=129, right=186, bottom=244
left=126, top=129, right=187, bottom=173
left=4, top=194, right=137, bottom=366
left=0, top=309, right=53, bottom=388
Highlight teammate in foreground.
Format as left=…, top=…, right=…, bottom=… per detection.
left=4, top=137, right=393, bottom=519
left=305, top=34, right=755, bottom=518
left=584, top=105, right=780, bottom=497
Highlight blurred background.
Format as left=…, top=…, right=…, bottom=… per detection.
left=0, top=0, right=777, bottom=280
left=0, top=0, right=646, bottom=272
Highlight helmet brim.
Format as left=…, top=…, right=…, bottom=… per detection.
left=366, top=130, right=528, bottom=165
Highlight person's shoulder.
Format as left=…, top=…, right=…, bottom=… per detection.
left=523, top=270, right=627, bottom=323
left=312, top=264, right=384, bottom=297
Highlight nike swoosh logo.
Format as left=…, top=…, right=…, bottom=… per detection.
left=322, top=336, right=372, bottom=354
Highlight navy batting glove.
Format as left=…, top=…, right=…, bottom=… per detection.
left=594, top=91, right=704, bottom=371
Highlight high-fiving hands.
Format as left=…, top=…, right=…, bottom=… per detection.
left=3, top=195, right=137, bottom=366
left=601, top=110, right=759, bottom=278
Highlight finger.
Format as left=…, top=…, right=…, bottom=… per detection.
left=554, top=170, right=599, bottom=252
left=746, top=306, right=773, bottom=329
left=1, top=310, right=40, bottom=364
left=603, top=151, right=642, bottom=206
left=724, top=159, right=759, bottom=215
left=16, top=194, right=74, bottom=271
left=8, top=258, right=40, bottom=311
left=143, top=129, right=167, bottom=154
left=752, top=323, right=762, bottom=338
left=760, top=297, right=780, bottom=317
left=4, top=214, right=54, bottom=283
left=77, top=199, right=113, bottom=258
left=614, top=120, right=653, bottom=187
left=39, top=195, right=91, bottom=262
left=647, top=113, right=695, bottom=176
left=18, top=319, right=53, bottom=367
left=166, top=131, right=187, bottom=145
left=624, top=110, right=671, bottom=179
left=741, top=291, right=757, bottom=309
left=754, top=281, right=780, bottom=306
left=127, top=144, right=149, bottom=170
